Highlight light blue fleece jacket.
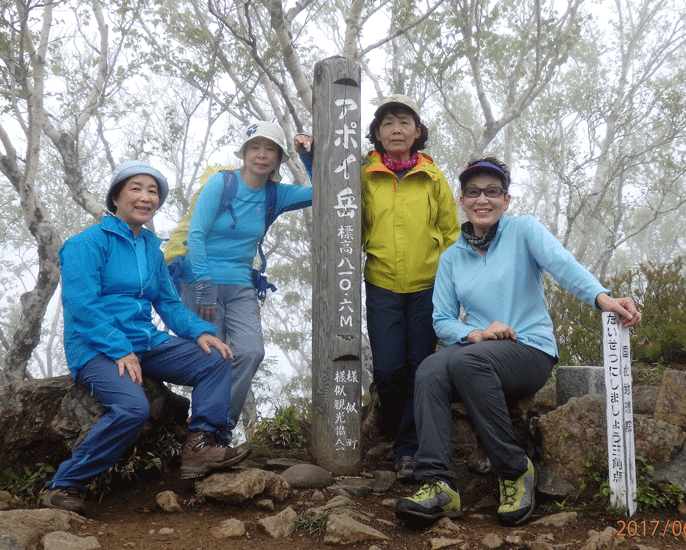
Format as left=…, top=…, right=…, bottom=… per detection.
left=433, top=215, right=609, bottom=359
left=186, top=170, right=312, bottom=286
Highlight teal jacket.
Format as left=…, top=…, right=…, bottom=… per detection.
left=60, top=214, right=215, bottom=377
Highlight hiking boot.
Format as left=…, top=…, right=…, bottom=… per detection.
left=396, top=455, right=414, bottom=481
left=42, top=486, right=86, bottom=516
left=180, top=431, right=251, bottom=479
left=497, top=457, right=536, bottom=526
left=395, top=479, right=463, bottom=521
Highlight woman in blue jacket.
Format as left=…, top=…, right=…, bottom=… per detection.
left=43, top=160, right=250, bottom=516
left=181, top=121, right=312, bottom=439
left=396, top=157, right=641, bottom=527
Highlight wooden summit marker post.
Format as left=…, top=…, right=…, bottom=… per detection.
left=311, top=56, right=362, bottom=475
left=603, top=311, right=637, bottom=516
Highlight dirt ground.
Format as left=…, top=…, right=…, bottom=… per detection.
left=54, top=448, right=686, bottom=550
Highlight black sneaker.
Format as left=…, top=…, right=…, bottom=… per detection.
left=42, top=486, right=86, bottom=516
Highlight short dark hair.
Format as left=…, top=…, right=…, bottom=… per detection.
left=459, top=156, right=511, bottom=190
left=366, top=106, right=429, bottom=155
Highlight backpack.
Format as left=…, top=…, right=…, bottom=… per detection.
left=165, top=166, right=278, bottom=302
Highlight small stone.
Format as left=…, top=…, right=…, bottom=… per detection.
left=482, top=532, right=503, bottom=549
left=158, top=527, right=175, bottom=535
left=156, top=491, right=182, bottom=513
left=381, top=498, right=397, bottom=508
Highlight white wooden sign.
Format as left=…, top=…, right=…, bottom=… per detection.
left=602, top=311, right=637, bottom=516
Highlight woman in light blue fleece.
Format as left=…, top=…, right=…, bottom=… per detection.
left=181, top=122, right=312, bottom=439
left=396, top=156, right=641, bottom=527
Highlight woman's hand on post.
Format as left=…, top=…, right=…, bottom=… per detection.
left=294, top=133, right=313, bottom=154
left=596, top=293, right=642, bottom=328
left=116, top=352, right=143, bottom=385
left=467, top=321, right=517, bottom=343
left=197, top=333, right=234, bottom=360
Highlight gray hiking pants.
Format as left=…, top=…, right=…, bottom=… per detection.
left=413, top=340, right=555, bottom=484
left=182, top=284, right=264, bottom=437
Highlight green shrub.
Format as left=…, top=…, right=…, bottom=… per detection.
left=1, top=463, right=55, bottom=499
left=249, top=406, right=304, bottom=448
left=550, top=257, right=686, bottom=370
left=581, top=451, right=685, bottom=511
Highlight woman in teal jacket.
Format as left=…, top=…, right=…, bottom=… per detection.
left=44, top=161, right=250, bottom=517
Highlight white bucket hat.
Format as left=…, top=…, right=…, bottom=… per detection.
left=234, top=121, right=290, bottom=182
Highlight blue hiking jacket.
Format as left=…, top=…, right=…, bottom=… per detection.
left=60, top=214, right=216, bottom=377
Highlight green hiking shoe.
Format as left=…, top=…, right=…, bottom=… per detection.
left=395, top=479, right=463, bottom=521
left=497, top=457, right=536, bottom=526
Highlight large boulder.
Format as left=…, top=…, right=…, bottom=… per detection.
left=537, top=393, right=685, bottom=490
left=654, top=368, right=686, bottom=430
left=0, top=375, right=190, bottom=472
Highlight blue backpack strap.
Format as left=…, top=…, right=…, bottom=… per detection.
left=219, top=170, right=238, bottom=228
left=263, top=181, right=278, bottom=231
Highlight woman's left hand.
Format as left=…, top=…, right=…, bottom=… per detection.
left=596, top=293, right=642, bottom=328
left=294, top=133, right=313, bottom=154
left=197, top=333, right=234, bottom=360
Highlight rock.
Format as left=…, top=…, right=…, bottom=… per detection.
left=556, top=365, right=605, bottom=407
left=0, top=509, right=84, bottom=550
left=537, top=465, right=576, bottom=497
left=328, top=477, right=379, bottom=497
left=381, top=498, right=396, bottom=508
left=0, top=376, right=189, bottom=472
left=0, top=491, right=11, bottom=511
left=256, top=498, right=275, bottom=511
left=155, top=491, right=182, bottom=513
left=632, top=385, right=658, bottom=415
left=42, top=531, right=100, bottom=550
left=678, top=500, right=686, bottom=517
left=196, top=468, right=291, bottom=504
left=579, top=527, right=624, bottom=550
left=264, top=458, right=306, bottom=470
left=323, top=513, right=389, bottom=545
left=280, top=463, right=334, bottom=488
left=654, top=369, right=686, bottom=430
left=533, top=383, right=557, bottom=413
left=157, top=527, right=174, bottom=535
left=369, top=470, right=396, bottom=485
left=482, top=532, right=504, bottom=548
left=210, top=518, right=245, bottom=538
left=307, top=494, right=355, bottom=514
left=652, top=446, right=686, bottom=488
left=531, top=511, right=578, bottom=527
left=538, top=394, right=684, bottom=489
left=430, top=517, right=463, bottom=536
left=258, top=506, right=297, bottom=538
left=528, top=541, right=555, bottom=550
left=310, top=489, right=326, bottom=502
left=429, top=537, right=463, bottom=549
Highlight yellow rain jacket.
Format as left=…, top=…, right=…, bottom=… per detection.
left=362, top=151, right=459, bottom=293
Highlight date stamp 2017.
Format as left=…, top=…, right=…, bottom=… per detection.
left=617, top=520, right=684, bottom=537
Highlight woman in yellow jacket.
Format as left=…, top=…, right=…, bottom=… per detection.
left=363, top=95, right=459, bottom=480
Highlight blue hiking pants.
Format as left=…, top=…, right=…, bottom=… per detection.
left=413, top=340, right=555, bottom=485
left=365, top=282, right=437, bottom=460
left=49, top=336, right=232, bottom=491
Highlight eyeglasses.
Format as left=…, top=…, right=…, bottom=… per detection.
left=462, top=186, right=507, bottom=199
